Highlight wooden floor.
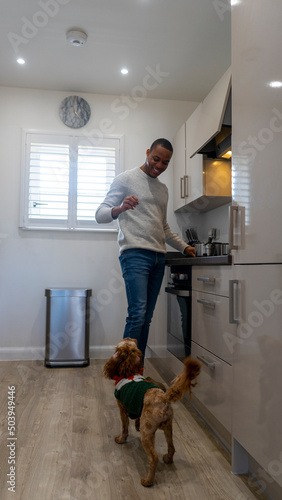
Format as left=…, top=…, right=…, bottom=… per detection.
left=0, top=358, right=268, bottom=500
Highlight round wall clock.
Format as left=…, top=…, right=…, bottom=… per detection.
left=59, top=95, right=91, bottom=128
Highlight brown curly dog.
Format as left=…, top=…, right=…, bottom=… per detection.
left=103, top=338, right=201, bottom=487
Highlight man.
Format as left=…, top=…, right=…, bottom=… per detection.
left=95, top=138, right=195, bottom=361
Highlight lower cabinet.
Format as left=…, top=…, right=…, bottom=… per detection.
left=191, top=342, right=232, bottom=432
left=192, top=290, right=234, bottom=365
left=191, top=266, right=234, bottom=436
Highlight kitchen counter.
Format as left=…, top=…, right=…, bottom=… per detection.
left=165, top=252, right=232, bottom=266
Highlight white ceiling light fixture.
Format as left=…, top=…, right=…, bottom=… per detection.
left=121, top=68, right=129, bottom=75
left=269, top=81, right=282, bottom=88
left=66, top=29, right=88, bottom=47
left=17, top=58, right=26, bottom=65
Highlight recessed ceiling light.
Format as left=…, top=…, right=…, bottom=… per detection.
left=121, top=68, right=129, bottom=75
left=17, top=58, right=25, bottom=65
left=269, top=81, right=282, bottom=88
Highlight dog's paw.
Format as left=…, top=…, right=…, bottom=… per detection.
left=163, top=453, right=174, bottom=464
left=115, top=435, right=128, bottom=444
left=141, top=477, right=154, bottom=487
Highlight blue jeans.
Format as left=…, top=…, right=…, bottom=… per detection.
left=119, top=249, right=165, bottom=360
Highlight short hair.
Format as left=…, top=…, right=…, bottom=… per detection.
left=150, top=138, right=173, bottom=154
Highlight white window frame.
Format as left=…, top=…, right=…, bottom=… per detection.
left=20, top=130, right=123, bottom=232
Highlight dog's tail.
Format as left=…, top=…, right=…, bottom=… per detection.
left=164, top=357, right=201, bottom=403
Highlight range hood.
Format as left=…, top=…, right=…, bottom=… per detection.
left=198, top=91, right=232, bottom=159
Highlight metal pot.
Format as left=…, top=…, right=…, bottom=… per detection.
left=214, top=242, right=222, bottom=256
left=205, top=243, right=215, bottom=256
left=194, top=242, right=204, bottom=257
left=222, top=243, right=229, bottom=255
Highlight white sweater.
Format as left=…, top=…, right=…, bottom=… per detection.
left=95, top=167, right=188, bottom=255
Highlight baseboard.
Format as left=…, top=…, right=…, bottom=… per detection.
left=0, top=347, right=45, bottom=361
left=89, top=345, right=115, bottom=359
left=0, top=345, right=115, bottom=361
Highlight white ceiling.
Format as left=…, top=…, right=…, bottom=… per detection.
left=0, top=0, right=231, bottom=102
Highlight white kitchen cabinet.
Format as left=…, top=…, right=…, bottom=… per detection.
left=184, top=153, right=202, bottom=208
left=173, top=138, right=232, bottom=213
left=191, top=266, right=235, bottom=431
left=183, top=104, right=203, bottom=208
left=192, top=265, right=234, bottom=296
left=230, top=8, right=282, bottom=265
left=231, top=265, right=282, bottom=488
left=173, top=67, right=232, bottom=213
left=172, top=123, right=186, bottom=211
left=191, top=341, right=232, bottom=433
left=190, top=66, right=231, bottom=158
left=185, top=102, right=203, bottom=158
left=193, top=291, right=234, bottom=365
left=172, top=111, right=204, bottom=211
left=231, top=1, right=282, bottom=495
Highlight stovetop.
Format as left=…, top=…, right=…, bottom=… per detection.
left=165, top=252, right=232, bottom=267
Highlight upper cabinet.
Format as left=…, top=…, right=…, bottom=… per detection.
left=189, top=66, right=231, bottom=158
left=173, top=123, right=186, bottom=212
left=173, top=66, right=232, bottom=213
left=230, top=3, right=282, bottom=264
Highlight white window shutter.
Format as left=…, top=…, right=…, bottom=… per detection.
left=20, top=132, right=122, bottom=231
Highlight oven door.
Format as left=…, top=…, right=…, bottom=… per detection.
left=165, top=287, right=192, bottom=362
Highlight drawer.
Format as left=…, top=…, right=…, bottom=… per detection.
left=191, top=341, right=232, bottom=433
left=192, top=266, right=234, bottom=297
left=192, top=290, right=235, bottom=364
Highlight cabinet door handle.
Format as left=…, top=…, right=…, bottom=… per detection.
left=197, top=276, right=215, bottom=284
left=197, top=355, right=216, bottom=369
left=180, top=177, right=185, bottom=199
left=197, top=298, right=215, bottom=309
left=229, top=279, right=239, bottom=324
left=229, top=205, right=245, bottom=250
left=184, top=175, right=189, bottom=198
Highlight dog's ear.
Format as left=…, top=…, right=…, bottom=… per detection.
left=103, top=356, right=118, bottom=379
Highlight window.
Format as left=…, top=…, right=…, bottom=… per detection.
left=20, top=132, right=123, bottom=230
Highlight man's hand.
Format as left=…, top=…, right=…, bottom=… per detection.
left=184, top=245, right=195, bottom=257
left=120, top=195, right=139, bottom=212
left=111, top=196, right=139, bottom=219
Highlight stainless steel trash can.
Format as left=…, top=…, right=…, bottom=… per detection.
left=45, top=288, right=92, bottom=367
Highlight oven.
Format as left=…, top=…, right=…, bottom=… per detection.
left=165, top=266, right=192, bottom=362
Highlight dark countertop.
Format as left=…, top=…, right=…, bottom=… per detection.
left=165, top=252, right=232, bottom=266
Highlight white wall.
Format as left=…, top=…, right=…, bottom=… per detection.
left=0, top=86, right=198, bottom=360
